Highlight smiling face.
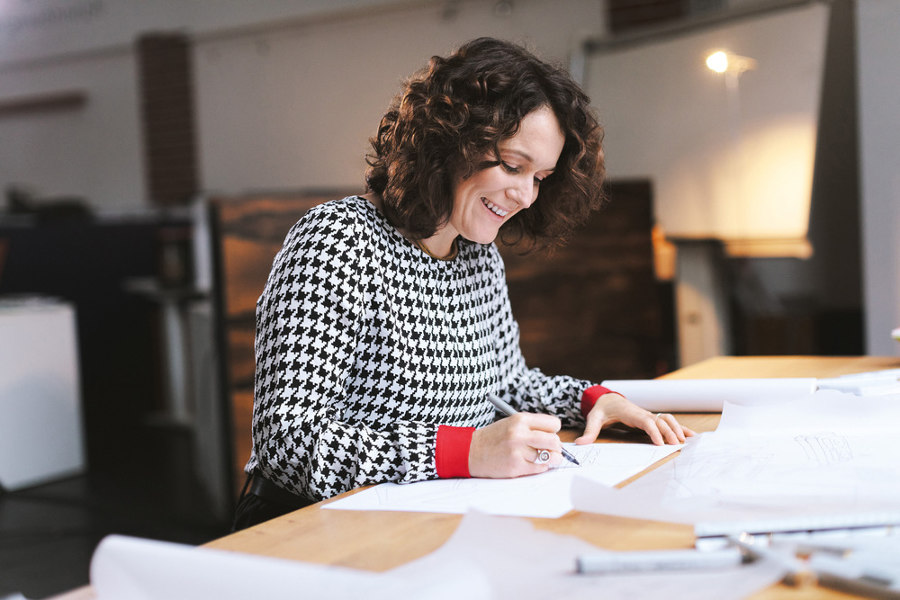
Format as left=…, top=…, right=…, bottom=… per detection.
left=429, top=106, right=565, bottom=253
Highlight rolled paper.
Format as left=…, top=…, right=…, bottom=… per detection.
left=600, top=378, right=818, bottom=412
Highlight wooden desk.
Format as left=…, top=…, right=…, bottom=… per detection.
left=53, top=356, right=900, bottom=600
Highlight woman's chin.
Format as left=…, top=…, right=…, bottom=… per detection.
left=471, top=232, right=500, bottom=245
left=468, top=223, right=504, bottom=245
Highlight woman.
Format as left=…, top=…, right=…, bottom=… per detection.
left=233, top=37, right=693, bottom=530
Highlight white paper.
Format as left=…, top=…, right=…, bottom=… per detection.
left=715, top=388, right=900, bottom=433
left=818, top=369, right=900, bottom=395
left=600, top=378, right=817, bottom=412
left=572, top=459, right=781, bottom=526
left=90, top=534, right=489, bottom=600
left=392, top=511, right=788, bottom=600
left=670, top=391, right=900, bottom=508
left=573, top=389, right=900, bottom=526
left=325, top=442, right=680, bottom=518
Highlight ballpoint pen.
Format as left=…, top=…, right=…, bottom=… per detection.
left=487, top=394, right=580, bottom=466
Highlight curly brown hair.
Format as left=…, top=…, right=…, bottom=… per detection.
left=365, top=37, right=605, bottom=250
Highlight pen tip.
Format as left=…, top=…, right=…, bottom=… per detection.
left=563, top=451, right=580, bottom=465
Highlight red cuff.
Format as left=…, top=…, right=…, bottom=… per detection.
left=580, top=385, right=617, bottom=417
left=435, top=425, right=475, bottom=478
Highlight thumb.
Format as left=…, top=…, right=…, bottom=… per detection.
left=575, top=413, right=605, bottom=445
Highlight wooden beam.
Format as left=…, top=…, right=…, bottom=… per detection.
left=0, top=90, right=86, bottom=117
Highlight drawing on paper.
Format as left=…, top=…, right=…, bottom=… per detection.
left=794, top=432, right=853, bottom=465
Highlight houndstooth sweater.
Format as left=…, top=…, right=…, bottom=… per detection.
left=246, top=195, right=594, bottom=502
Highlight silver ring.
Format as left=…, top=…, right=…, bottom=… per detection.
left=535, top=449, right=551, bottom=464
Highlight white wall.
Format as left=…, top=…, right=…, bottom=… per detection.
left=0, top=0, right=407, bottom=64
left=856, top=0, right=900, bottom=356
left=0, top=1, right=424, bottom=212
left=0, top=0, right=604, bottom=212
left=586, top=4, right=828, bottom=251
left=0, top=51, right=144, bottom=212
left=194, top=0, right=605, bottom=196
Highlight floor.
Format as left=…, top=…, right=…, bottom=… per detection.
left=0, top=427, right=232, bottom=600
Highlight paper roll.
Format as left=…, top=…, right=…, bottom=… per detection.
left=600, top=378, right=818, bottom=412
left=91, top=535, right=385, bottom=600
left=90, top=534, right=484, bottom=600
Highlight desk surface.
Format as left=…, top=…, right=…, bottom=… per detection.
left=53, top=355, right=900, bottom=600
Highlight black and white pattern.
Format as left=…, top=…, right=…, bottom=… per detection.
left=247, top=195, right=594, bottom=501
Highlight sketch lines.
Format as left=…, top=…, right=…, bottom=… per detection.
left=794, top=432, right=853, bottom=465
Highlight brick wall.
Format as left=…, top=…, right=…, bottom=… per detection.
left=136, top=33, right=199, bottom=207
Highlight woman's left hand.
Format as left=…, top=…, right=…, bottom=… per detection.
left=574, top=391, right=696, bottom=446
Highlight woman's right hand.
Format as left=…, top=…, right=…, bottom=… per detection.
left=468, top=412, right=564, bottom=478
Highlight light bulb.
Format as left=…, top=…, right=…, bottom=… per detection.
left=706, top=51, right=757, bottom=75
left=706, top=51, right=729, bottom=74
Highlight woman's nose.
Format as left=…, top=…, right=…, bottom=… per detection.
left=507, top=178, right=536, bottom=208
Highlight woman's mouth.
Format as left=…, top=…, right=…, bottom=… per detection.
left=481, top=197, right=508, bottom=218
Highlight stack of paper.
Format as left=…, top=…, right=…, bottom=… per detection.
left=574, top=387, right=900, bottom=522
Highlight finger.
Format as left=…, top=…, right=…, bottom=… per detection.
left=667, top=416, right=691, bottom=443
left=517, top=412, right=563, bottom=433
left=652, top=413, right=680, bottom=444
left=539, top=448, right=563, bottom=468
left=530, top=443, right=567, bottom=464
left=533, top=448, right=552, bottom=465
left=575, top=409, right=606, bottom=445
left=514, top=448, right=554, bottom=476
left=660, top=413, right=696, bottom=444
left=529, top=462, right=553, bottom=475
left=526, top=430, right=563, bottom=453
left=657, top=417, right=682, bottom=445
left=656, top=413, right=685, bottom=445
left=548, top=449, right=564, bottom=466
left=644, top=413, right=665, bottom=445
left=574, top=420, right=601, bottom=445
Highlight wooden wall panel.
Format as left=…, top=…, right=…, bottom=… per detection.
left=210, top=191, right=357, bottom=493
left=231, top=390, right=254, bottom=492
left=500, top=180, right=673, bottom=382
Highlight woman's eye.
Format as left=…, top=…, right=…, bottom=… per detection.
left=501, top=161, right=519, bottom=174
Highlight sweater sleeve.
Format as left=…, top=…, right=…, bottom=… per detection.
left=251, top=204, right=444, bottom=501
left=487, top=246, right=597, bottom=428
